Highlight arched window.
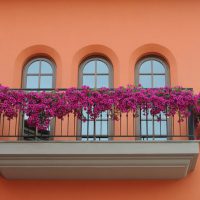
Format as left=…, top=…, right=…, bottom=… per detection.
left=22, top=57, right=56, bottom=140
left=23, top=58, right=55, bottom=89
left=136, top=56, right=169, bottom=88
left=135, top=56, right=170, bottom=140
left=79, top=57, right=113, bottom=88
left=79, top=57, right=113, bottom=140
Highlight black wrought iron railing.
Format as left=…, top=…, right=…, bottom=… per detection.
left=0, top=88, right=196, bottom=141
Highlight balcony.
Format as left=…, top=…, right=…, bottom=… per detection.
left=0, top=87, right=199, bottom=179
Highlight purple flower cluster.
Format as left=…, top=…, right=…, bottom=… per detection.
left=0, top=85, right=197, bottom=130
left=0, top=86, right=24, bottom=119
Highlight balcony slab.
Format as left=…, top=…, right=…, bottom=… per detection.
left=0, top=141, right=198, bottom=179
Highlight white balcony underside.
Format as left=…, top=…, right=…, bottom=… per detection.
left=0, top=141, right=198, bottom=179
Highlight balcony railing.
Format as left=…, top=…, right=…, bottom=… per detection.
left=0, top=88, right=196, bottom=141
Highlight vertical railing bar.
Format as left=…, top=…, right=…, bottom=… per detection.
left=35, top=127, right=38, bottom=141
left=133, top=112, right=135, bottom=138
left=188, top=107, right=195, bottom=140
left=67, top=114, right=69, bottom=137
left=120, top=112, right=122, bottom=137
left=0, top=114, right=1, bottom=136
left=93, top=119, right=96, bottom=141
left=166, top=107, right=168, bottom=140
left=2, top=115, right=5, bottom=137
left=179, top=112, right=182, bottom=136
left=140, top=108, right=142, bottom=139
left=87, top=113, right=89, bottom=141
left=8, top=120, right=11, bottom=137
left=0, top=114, right=2, bottom=137
left=126, top=112, right=128, bottom=136
left=172, top=115, right=174, bottom=136
left=107, top=111, right=109, bottom=139
left=61, top=119, right=63, bottom=136
left=100, top=113, right=102, bottom=138
left=153, top=115, right=155, bottom=140
left=22, top=113, right=25, bottom=138
left=186, top=116, right=188, bottom=137
left=53, top=117, right=57, bottom=139
left=52, top=117, right=55, bottom=137
left=80, top=111, right=82, bottom=139
left=73, top=114, right=76, bottom=137
left=15, top=116, right=18, bottom=137
left=146, top=106, right=148, bottom=140
left=159, top=113, right=162, bottom=137
left=27, top=116, right=31, bottom=139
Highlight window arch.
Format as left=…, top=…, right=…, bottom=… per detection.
left=135, top=56, right=169, bottom=88
left=135, top=56, right=170, bottom=140
left=79, top=57, right=113, bottom=88
left=23, top=57, right=56, bottom=89
left=79, top=57, right=113, bottom=141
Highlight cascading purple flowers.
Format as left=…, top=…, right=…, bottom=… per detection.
left=0, top=85, right=25, bottom=119
left=0, top=84, right=199, bottom=130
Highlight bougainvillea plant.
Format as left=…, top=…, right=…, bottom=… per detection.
left=0, top=84, right=199, bottom=130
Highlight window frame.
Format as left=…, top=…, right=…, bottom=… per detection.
left=135, top=56, right=170, bottom=88
left=78, top=56, right=114, bottom=140
left=78, top=57, right=113, bottom=88
left=22, top=57, right=56, bottom=89
left=135, top=56, right=171, bottom=140
left=21, top=57, right=56, bottom=140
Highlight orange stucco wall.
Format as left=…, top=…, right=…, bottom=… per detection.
left=1, top=0, right=200, bottom=90
left=1, top=0, right=200, bottom=199
left=0, top=160, right=199, bottom=200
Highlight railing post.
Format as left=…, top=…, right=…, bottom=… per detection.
left=188, top=108, right=195, bottom=140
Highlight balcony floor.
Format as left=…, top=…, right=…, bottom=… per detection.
left=0, top=141, right=198, bottom=179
